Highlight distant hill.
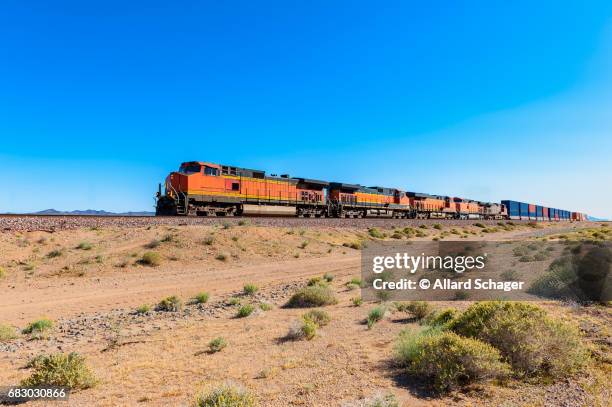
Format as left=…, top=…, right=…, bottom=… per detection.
left=588, top=216, right=609, bottom=222
left=31, top=209, right=154, bottom=216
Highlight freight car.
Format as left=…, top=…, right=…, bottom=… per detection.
left=156, top=161, right=587, bottom=221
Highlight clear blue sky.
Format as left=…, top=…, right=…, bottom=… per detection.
left=1, top=1, right=611, bottom=218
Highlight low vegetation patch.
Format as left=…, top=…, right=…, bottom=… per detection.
left=351, top=297, right=363, bottom=306
left=447, top=301, right=589, bottom=378
left=21, top=353, right=97, bottom=390
left=140, top=251, right=161, bottom=266
left=395, top=328, right=510, bottom=392
left=208, top=337, right=227, bottom=353
left=395, top=301, right=431, bottom=320
left=0, top=324, right=18, bottom=342
left=195, top=383, right=255, bottom=407
left=307, top=276, right=328, bottom=287
left=135, top=304, right=151, bottom=314
left=286, top=318, right=318, bottom=341
left=424, top=308, right=457, bottom=327
left=303, top=309, right=331, bottom=327
left=193, top=292, right=210, bottom=304
left=366, top=306, right=387, bottom=329
left=22, top=319, right=53, bottom=339
left=76, top=241, right=92, bottom=250
left=243, top=283, right=258, bottom=296
left=368, top=228, right=385, bottom=238
left=47, top=249, right=63, bottom=258
left=237, top=304, right=255, bottom=318
left=215, top=253, right=228, bottom=261
left=0, top=267, right=5, bottom=279
left=155, top=295, right=182, bottom=312
left=323, top=272, right=334, bottom=282
left=285, top=286, right=338, bottom=308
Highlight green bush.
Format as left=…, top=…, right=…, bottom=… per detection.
left=303, top=309, right=331, bottom=327
left=22, top=319, right=53, bottom=339
left=424, top=308, right=457, bottom=327
left=368, top=228, right=385, bottom=238
left=396, top=301, right=431, bottom=320
left=259, top=302, right=273, bottom=311
left=323, top=272, right=334, bottom=282
left=448, top=301, right=589, bottom=378
left=47, top=249, right=63, bottom=258
left=156, top=295, right=182, bottom=312
left=285, top=286, right=338, bottom=308
left=286, top=319, right=317, bottom=341
left=21, top=353, right=97, bottom=389
left=236, top=304, right=255, bottom=318
left=0, top=324, right=18, bottom=341
left=351, top=297, right=363, bottom=307
left=208, top=337, right=227, bottom=353
left=395, top=329, right=510, bottom=392
left=433, top=224, right=442, bottom=230
left=201, top=236, right=215, bottom=246
left=215, top=253, right=228, bottom=261
left=367, top=306, right=387, bottom=329
left=194, top=292, right=210, bottom=304
left=140, top=251, right=161, bottom=266
left=195, top=383, right=255, bottom=407
left=307, top=276, right=328, bottom=287
left=77, top=242, right=92, bottom=250
left=243, top=283, right=258, bottom=296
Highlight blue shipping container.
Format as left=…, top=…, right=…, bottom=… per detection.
left=520, top=202, right=529, bottom=217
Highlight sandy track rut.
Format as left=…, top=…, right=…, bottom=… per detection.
left=1, top=254, right=360, bottom=324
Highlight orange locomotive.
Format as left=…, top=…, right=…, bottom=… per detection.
left=156, top=161, right=585, bottom=220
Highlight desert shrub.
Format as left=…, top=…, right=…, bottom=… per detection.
left=448, top=301, right=589, bottom=378
left=367, top=306, right=387, bottom=329
left=303, top=309, right=331, bottom=327
left=215, top=253, right=228, bottom=261
left=201, top=236, right=215, bottom=246
left=156, top=295, right=182, bottom=312
left=474, top=222, right=485, bottom=228
left=135, top=304, right=151, bottom=314
left=352, top=297, right=363, bottom=306
left=348, top=277, right=362, bottom=287
left=140, top=251, right=161, bottom=266
left=346, top=283, right=359, bottom=291
left=21, top=353, right=97, bottom=389
left=396, top=301, right=430, bottom=320
left=76, top=241, right=92, bottom=250
left=286, top=319, right=317, bottom=341
left=227, top=297, right=241, bottom=306
left=193, top=292, right=210, bottom=304
left=47, top=249, right=63, bottom=258
left=285, top=286, right=338, bottom=308
left=344, top=241, right=365, bottom=250
left=22, top=319, right=53, bottom=339
left=243, top=283, right=258, bottom=296
left=433, top=224, right=442, bottom=230
left=208, top=337, right=227, bottom=353
left=238, top=220, right=248, bottom=226
left=323, top=272, right=334, bottom=282
left=299, top=240, right=309, bottom=249
left=390, top=231, right=404, bottom=239
left=395, top=329, right=509, bottom=392
left=161, top=234, right=173, bottom=242
left=195, top=383, right=255, bottom=407
left=236, top=304, right=255, bottom=318
left=259, top=302, right=273, bottom=311
left=0, top=324, right=18, bottom=341
left=221, top=222, right=232, bottom=229
left=307, top=276, right=328, bottom=287
left=0, top=267, right=5, bottom=279
left=368, top=228, right=385, bottom=238
left=424, top=308, right=457, bottom=327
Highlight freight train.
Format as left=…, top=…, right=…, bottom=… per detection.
left=155, top=161, right=588, bottom=221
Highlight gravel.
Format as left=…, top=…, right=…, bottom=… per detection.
left=0, top=215, right=535, bottom=232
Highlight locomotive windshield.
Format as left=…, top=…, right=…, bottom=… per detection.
left=179, top=163, right=201, bottom=174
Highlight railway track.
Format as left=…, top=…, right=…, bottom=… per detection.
left=0, top=213, right=557, bottom=232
